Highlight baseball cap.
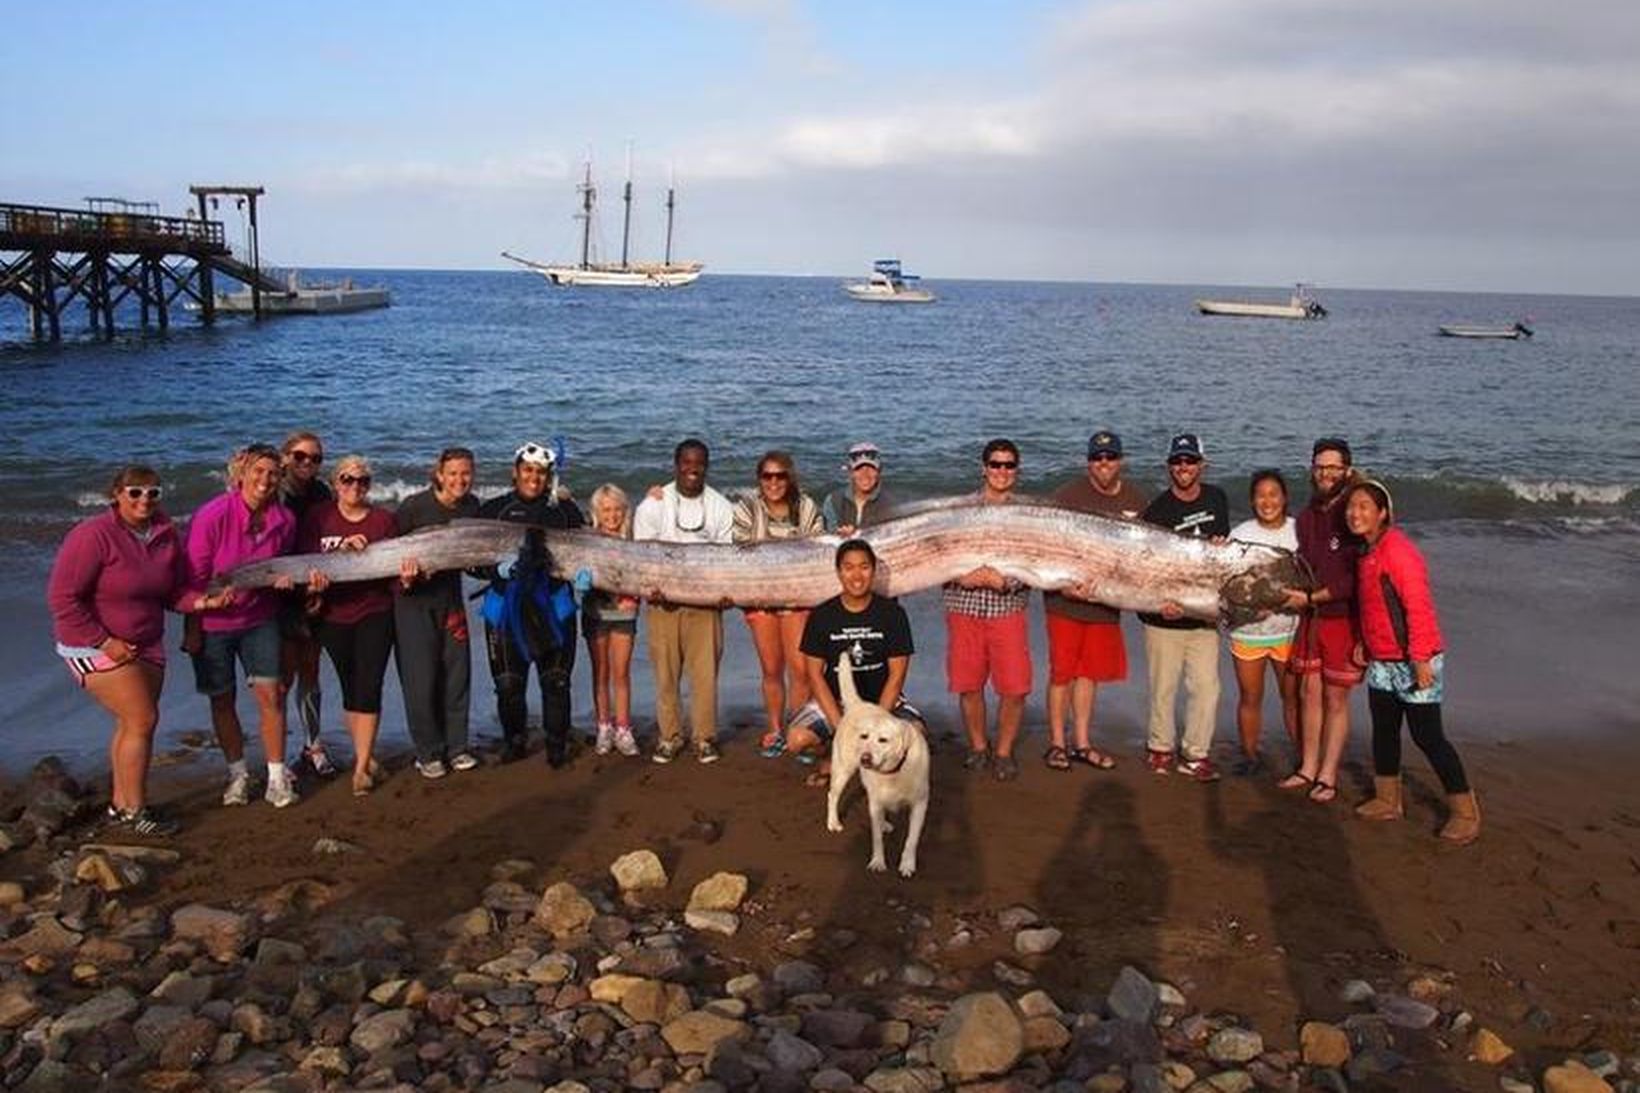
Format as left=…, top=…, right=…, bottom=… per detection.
left=1086, top=430, right=1123, bottom=459
left=846, top=442, right=882, bottom=470
left=514, top=441, right=555, bottom=468
left=1167, top=433, right=1205, bottom=462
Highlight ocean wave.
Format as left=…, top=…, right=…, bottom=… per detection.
left=1499, top=477, right=1636, bottom=506
left=1379, top=472, right=1637, bottom=523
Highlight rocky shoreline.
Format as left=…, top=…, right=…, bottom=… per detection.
left=1, top=756, right=1636, bottom=1092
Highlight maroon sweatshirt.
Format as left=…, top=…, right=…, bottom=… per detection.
left=1295, top=494, right=1357, bottom=618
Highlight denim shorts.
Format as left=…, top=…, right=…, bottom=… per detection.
left=191, top=618, right=282, bottom=696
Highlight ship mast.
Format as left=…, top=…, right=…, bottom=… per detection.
left=619, top=142, right=634, bottom=271
left=664, top=163, right=676, bottom=267
left=575, top=157, right=595, bottom=270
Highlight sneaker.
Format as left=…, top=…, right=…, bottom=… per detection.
left=105, top=804, right=181, bottom=838
left=696, top=740, right=721, bottom=765
left=1146, top=749, right=1176, bottom=775
left=302, top=744, right=337, bottom=777
left=222, top=769, right=250, bottom=806
left=264, top=767, right=300, bottom=809
left=449, top=751, right=480, bottom=773
left=499, top=738, right=528, bottom=764
left=416, top=758, right=449, bottom=780
left=652, top=737, right=684, bottom=765
left=612, top=724, right=640, bottom=757
left=1177, top=755, right=1222, bottom=783
left=595, top=721, right=615, bottom=756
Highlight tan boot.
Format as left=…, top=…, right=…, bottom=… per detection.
left=1439, top=791, right=1481, bottom=845
left=1355, top=776, right=1404, bottom=821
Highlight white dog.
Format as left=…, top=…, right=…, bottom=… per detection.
left=825, top=653, right=931, bottom=877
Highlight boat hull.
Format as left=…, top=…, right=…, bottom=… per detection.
left=212, top=288, right=390, bottom=314
left=539, top=265, right=702, bottom=288
left=1439, top=324, right=1529, bottom=339
left=1195, top=300, right=1318, bottom=320
left=844, top=284, right=935, bottom=303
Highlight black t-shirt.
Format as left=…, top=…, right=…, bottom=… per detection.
left=799, top=594, right=914, bottom=706
left=395, top=488, right=481, bottom=606
left=1139, top=483, right=1230, bottom=631
left=476, top=490, right=585, bottom=589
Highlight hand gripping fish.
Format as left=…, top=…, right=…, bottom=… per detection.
left=219, top=502, right=1307, bottom=626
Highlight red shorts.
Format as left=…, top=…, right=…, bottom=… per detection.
left=945, top=611, right=1032, bottom=696
left=1289, top=613, right=1364, bottom=686
left=1045, top=613, right=1127, bottom=685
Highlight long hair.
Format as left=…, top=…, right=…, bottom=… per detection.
left=756, top=449, right=801, bottom=500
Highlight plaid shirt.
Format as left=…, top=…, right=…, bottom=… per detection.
left=942, top=581, right=1029, bottom=618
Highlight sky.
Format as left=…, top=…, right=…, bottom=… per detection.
left=3, top=0, right=1636, bottom=294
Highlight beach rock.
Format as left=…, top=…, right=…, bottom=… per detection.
left=1207, top=1027, right=1264, bottom=1065
left=590, top=973, right=647, bottom=1004
left=992, top=960, right=1034, bottom=987
left=0, top=881, right=23, bottom=906
left=688, top=872, right=749, bottom=912
left=1500, top=1079, right=1536, bottom=1093
left=527, top=952, right=577, bottom=985
left=1066, top=1018, right=1163, bottom=1076
left=1470, top=1028, right=1515, bottom=1065
left=930, top=992, right=1023, bottom=1080
left=447, top=907, right=495, bottom=938
left=1022, top=1015, right=1071, bottom=1052
left=1339, top=979, right=1376, bottom=1005
left=3, top=916, right=82, bottom=958
left=73, top=850, right=146, bottom=892
left=535, top=882, right=596, bottom=937
left=350, top=1008, right=416, bottom=1053
left=1108, top=965, right=1161, bottom=1023
left=610, top=849, right=668, bottom=893
left=0, top=983, right=42, bottom=1029
left=863, top=1066, right=945, bottom=1092
left=170, top=904, right=253, bottom=962
left=621, top=979, right=691, bottom=1025
left=1300, top=1021, right=1351, bottom=1067
left=1017, top=990, right=1063, bottom=1019
left=1374, top=994, right=1439, bottom=1030
left=773, top=960, right=825, bottom=995
left=997, top=905, right=1040, bottom=931
left=900, top=963, right=937, bottom=988
left=660, top=1010, right=749, bottom=1055
left=1543, top=1061, right=1615, bottom=1093
left=1014, top=927, right=1063, bottom=956
left=21, top=786, right=83, bottom=837
left=1346, top=1046, right=1407, bottom=1083
left=685, top=910, right=740, bottom=936
left=48, top=985, right=139, bottom=1045
left=801, top=1009, right=873, bottom=1049
left=765, top=1029, right=824, bottom=1071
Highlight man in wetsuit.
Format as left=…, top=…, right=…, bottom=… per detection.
left=478, top=442, right=585, bottom=767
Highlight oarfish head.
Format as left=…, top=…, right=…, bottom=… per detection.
left=1219, top=547, right=1311, bottom=630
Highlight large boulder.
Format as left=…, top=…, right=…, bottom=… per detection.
left=661, top=1009, right=750, bottom=1055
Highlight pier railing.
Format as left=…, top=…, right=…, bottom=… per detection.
left=0, top=202, right=226, bottom=253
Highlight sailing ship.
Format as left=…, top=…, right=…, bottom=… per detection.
left=843, top=259, right=935, bottom=303
left=503, top=154, right=703, bottom=288
left=1195, top=283, right=1327, bottom=320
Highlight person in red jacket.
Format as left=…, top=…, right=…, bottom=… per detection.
left=47, top=466, right=233, bottom=836
left=1344, top=480, right=1478, bottom=844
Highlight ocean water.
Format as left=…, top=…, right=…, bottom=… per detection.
left=2, top=273, right=1637, bottom=767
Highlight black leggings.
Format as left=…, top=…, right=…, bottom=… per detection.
left=484, top=616, right=577, bottom=754
left=1368, top=688, right=1469, bottom=793
left=317, top=611, right=395, bottom=715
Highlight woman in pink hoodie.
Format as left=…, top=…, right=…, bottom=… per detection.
left=48, top=466, right=232, bottom=836
left=1344, top=480, right=1478, bottom=844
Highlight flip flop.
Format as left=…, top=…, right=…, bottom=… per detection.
left=1069, top=746, right=1117, bottom=770
left=1278, top=771, right=1315, bottom=791
left=1308, top=780, right=1338, bottom=803
left=759, top=733, right=787, bottom=759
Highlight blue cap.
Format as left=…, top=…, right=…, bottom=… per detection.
left=1087, top=431, right=1123, bottom=459
left=1167, top=433, right=1205, bottom=462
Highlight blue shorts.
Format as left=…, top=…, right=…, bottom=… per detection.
left=191, top=618, right=282, bottom=697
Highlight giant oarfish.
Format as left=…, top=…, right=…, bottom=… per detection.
left=219, top=501, right=1306, bottom=626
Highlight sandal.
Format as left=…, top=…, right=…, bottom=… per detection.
left=1308, top=780, right=1338, bottom=803
left=1070, top=746, right=1117, bottom=770
left=993, top=754, right=1020, bottom=782
left=1044, top=746, right=1072, bottom=771
left=1278, top=771, right=1315, bottom=791
left=963, top=748, right=991, bottom=773
left=759, top=732, right=787, bottom=759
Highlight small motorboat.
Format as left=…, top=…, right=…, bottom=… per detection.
left=1196, top=283, right=1327, bottom=320
left=1438, top=321, right=1533, bottom=339
left=844, top=259, right=935, bottom=303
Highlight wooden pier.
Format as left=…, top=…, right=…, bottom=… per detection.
left=0, top=193, right=285, bottom=341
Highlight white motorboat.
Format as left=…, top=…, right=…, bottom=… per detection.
left=209, top=270, right=389, bottom=314
left=1196, top=283, right=1327, bottom=320
left=1438, top=321, right=1533, bottom=340
left=504, top=153, right=703, bottom=289
left=844, top=259, right=935, bottom=303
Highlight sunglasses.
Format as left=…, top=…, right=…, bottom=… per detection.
left=985, top=460, right=1020, bottom=470
left=338, top=474, right=372, bottom=487
left=121, top=486, right=162, bottom=501
left=758, top=470, right=790, bottom=481
left=1089, top=453, right=1121, bottom=463
left=1169, top=456, right=1203, bottom=466
left=288, top=450, right=323, bottom=466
